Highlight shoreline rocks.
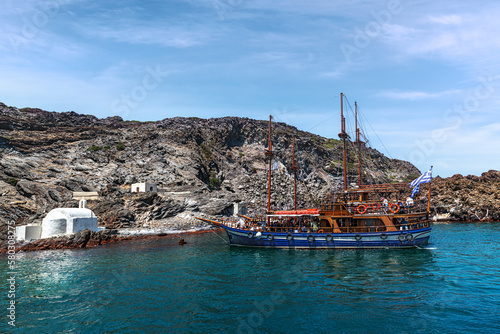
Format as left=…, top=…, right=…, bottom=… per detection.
left=432, top=170, right=500, bottom=221
left=1, top=226, right=219, bottom=253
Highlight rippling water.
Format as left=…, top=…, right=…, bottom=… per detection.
left=2, top=222, right=500, bottom=333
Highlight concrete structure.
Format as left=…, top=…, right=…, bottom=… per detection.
left=131, top=182, right=158, bottom=193
left=79, top=198, right=87, bottom=209
left=15, top=224, right=42, bottom=241
left=73, top=191, right=99, bottom=200
left=233, top=201, right=248, bottom=216
left=41, top=206, right=99, bottom=239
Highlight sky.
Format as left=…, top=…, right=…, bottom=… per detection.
left=1, top=0, right=500, bottom=178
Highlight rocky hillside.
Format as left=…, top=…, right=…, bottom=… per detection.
left=0, top=103, right=422, bottom=242
left=431, top=171, right=500, bottom=221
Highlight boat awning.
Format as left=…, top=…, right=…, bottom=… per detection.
left=267, top=214, right=320, bottom=217
left=267, top=209, right=320, bottom=217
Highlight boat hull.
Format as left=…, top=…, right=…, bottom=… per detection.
left=223, top=226, right=431, bottom=249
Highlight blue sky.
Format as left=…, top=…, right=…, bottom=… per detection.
left=1, top=0, right=499, bottom=177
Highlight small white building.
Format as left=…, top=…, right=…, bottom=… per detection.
left=16, top=224, right=42, bottom=241
left=41, top=207, right=99, bottom=239
left=131, top=182, right=157, bottom=193
left=233, top=201, right=248, bottom=216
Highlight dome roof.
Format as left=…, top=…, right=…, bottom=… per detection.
left=44, top=208, right=95, bottom=220
left=41, top=208, right=98, bottom=239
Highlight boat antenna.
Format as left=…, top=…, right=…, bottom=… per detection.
left=265, top=115, right=274, bottom=217
left=338, top=93, right=349, bottom=191
left=291, top=137, right=298, bottom=210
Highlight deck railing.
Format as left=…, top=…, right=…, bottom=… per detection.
left=345, top=203, right=428, bottom=216
left=320, top=201, right=431, bottom=215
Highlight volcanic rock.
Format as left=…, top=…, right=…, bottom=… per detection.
left=1, top=102, right=496, bottom=249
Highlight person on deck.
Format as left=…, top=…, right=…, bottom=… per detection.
left=312, top=220, right=318, bottom=232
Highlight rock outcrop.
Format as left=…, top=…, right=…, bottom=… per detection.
left=1, top=102, right=496, bottom=250
left=431, top=170, right=500, bottom=221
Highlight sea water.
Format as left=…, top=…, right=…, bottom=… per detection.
left=1, top=222, right=500, bottom=333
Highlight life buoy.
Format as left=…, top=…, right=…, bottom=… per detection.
left=307, top=234, right=315, bottom=243
left=398, top=234, right=406, bottom=242
left=372, top=203, right=380, bottom=210
left=355, top=234, right=362, bottom=241
left=356, top=204, right=368, bottom=214
left=267, top=233, right=274, bottom=241
left=317, top=229, right=324, bottom=233
left=389, top=203, right=400, bottom=214
left=248, top=232, right=254, bottom=239
left=286, top=233, right=294, bottom=241
left=405, top=233, right=414, bottom=241
left=325, top=234, right=333, bottom=242
left=380, top=233, right=388, bottom=240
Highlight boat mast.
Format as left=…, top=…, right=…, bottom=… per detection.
left=291, top=138, right=298, bottom=210
left=265, top=115, right=274, bottom=216
left=338, top=93, right=349, bottom=191
left=354, top=101, right=362, bottom=187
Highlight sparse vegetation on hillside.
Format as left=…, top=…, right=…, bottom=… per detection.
left=209, top=177, right=221, bottom=190
left=116, top=142, right=125, bottom=151
left=87, top=145, right=102, bottom=151
left=6, top=177, right=18, bottom=186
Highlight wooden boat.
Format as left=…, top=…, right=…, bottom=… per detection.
left=199, top=93, right=432, bottom=248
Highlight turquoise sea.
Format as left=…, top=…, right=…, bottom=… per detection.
left=2, top=222, right=500, bottom=333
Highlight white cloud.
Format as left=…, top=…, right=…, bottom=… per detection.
left=78, top=24, right=211, bottom=48
left=380, top=23, right=416, bottom=42
left=385, top=6, right=500, bottom=62
left=377, top=90, right=462, bottom=100
left=428, top=14, right=463, bottom=25
left=0, top=0, right=82, bottom=16
left=406, top=119, right=500, bottom=177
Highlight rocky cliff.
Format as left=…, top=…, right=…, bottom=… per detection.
left=431, top=170, right=500, bottom=221
left=0, top=103, right=421, bottom=243
left=1, top=103, right=496, bottom=247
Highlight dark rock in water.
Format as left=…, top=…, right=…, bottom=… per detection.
left=74, top=229, right=92, bottom=248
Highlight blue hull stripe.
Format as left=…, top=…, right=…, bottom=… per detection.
left=222, top=226, right=432, bottom=249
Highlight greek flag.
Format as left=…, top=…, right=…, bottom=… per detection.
left=271, top=161, right=279, bottom=171
left=409, top=167, right=432, bottom=188
left=410, top=184, right=420, bottom=198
